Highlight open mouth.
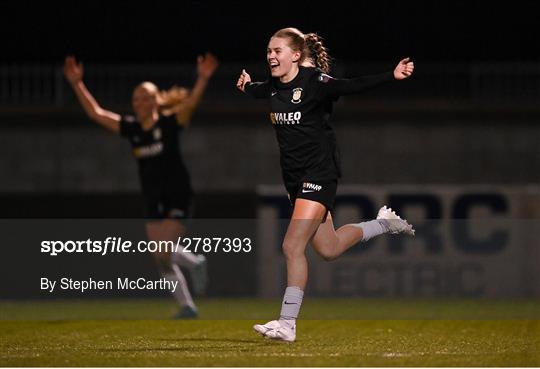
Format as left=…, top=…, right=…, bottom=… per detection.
left=269, top=61, right=279, bottom=71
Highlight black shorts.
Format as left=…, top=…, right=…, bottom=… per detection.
left=144, top=187, right=192, bottom=219
left=286, top=180, right=338, bottom=213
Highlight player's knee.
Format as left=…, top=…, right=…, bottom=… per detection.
left=282, top=240, right=303, bottom=260
left=311, top=239, right=337, bottom=261
left=314, top=247, right=337, bottom=262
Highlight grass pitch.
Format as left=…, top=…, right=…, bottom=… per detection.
left=1, top=298, right=539, bottom=366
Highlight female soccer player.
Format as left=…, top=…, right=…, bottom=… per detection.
left=237, top=28, right=415, bottom=341
left=64, top=53, right=218, bottom=318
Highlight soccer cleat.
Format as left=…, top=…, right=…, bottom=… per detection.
left=253, top=320, right=296, bottom=342
left=265, top=325, right=296, bottom=342
left=253, top=320, right=281, bottom=336
left=172, top=305, right=198, bottom=319
left=376, top=205, right=415, bottom=236
left=190, top=254, right=208, bottom=296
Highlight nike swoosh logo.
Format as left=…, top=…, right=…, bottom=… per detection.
left=284, top=301, right=297, bottom=305
left=302, top=189, right=315, bottom=193
left=271, top=92, right=277, bottom=96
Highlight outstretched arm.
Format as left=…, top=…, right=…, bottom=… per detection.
left=237, top=69, right=271, bottom=98
left=63, top=56, right=121, bottom=133
left=175, top=52, right=219, bottom=126
left=320, top=58, right=415, bottom=99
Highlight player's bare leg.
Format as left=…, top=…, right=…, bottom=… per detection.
left=311, top=206, right=415, bottom=261
left=254, top=199, right=326, bottom=342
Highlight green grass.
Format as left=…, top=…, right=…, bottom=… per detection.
left=2, top=298, right=539, bottom=320
left=1, top=299, right=539, bottom=366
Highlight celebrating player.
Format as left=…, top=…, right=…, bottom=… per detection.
left=64, top=53, right=219, bottom=318
left=237, top=28, right=415, bottom=341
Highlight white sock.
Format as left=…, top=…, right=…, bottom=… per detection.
left=162, top=264, right=196, bottom=310
left=279, top=286, right=304, bottom=328
left=354, top=219, right=390, bottom=242
left=171, top=247, right=204, bottom=270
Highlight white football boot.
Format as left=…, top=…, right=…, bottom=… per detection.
left=253, top=320, right=281, bottom=336
left=265, top=324, right=296, bottom=342
left=253, top=320, right=296, bottom=342
left=376, top=205, right=415, bottom=236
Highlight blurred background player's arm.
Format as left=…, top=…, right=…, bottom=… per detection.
left=63, top=56, right=121, bottom=133
left=173, top=52, right=219, bottom=127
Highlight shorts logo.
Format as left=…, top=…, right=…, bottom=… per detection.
left=291, top=88, right=303, bottom=104
left=302, top=182, right=322, bottom=193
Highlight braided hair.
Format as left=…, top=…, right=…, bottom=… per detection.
left=303, top=33, right=331, bottom=73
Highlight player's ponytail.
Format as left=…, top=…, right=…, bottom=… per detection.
left=157, top=86, right=190, bottom=115
left=135, top=82, right=190, bottom=115
left=303, top=33, right=331, bottom=74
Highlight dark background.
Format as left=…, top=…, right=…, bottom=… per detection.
left=3, top=0, right=540, bottom=63
left=2, top=0, right=539, bottom=221
left=1, top=1, right=539, bottom=298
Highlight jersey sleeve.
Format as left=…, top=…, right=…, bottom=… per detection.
left=119, top=115, right=138, bottom=138
left=315, top=71, right=395, bottom=100
left=244, top=80, right=272, bottom=99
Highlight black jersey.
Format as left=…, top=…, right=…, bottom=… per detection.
left=245, top=66, right=394, bottom=187
left=119, top=114, right=191, bottom=197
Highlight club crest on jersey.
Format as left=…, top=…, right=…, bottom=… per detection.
left=153, top=128, right=162, bottom=140
left=291, top=88, right=303, bottom=104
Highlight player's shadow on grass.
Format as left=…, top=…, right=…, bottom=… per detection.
left=99, top=347, right=244, bottom=353
left=157, top=337, right=263, bottom=344
left=157, top=337, right=292, bottom=346
left=98, top=337, right=265, bottom=353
